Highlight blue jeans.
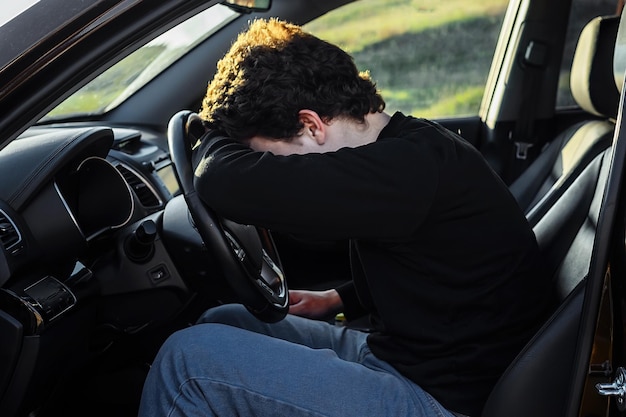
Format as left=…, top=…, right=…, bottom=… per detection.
left=138, top=304, right=456, bottom=417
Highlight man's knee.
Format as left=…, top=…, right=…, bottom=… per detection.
left=196, top=303, right=257, bottom=326
left=150, top=323, right=245, bottom=382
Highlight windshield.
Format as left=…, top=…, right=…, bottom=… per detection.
left=41, top=4, right=238, bottom=122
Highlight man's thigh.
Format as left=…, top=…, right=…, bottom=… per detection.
left=139, top=322, right=453, bottom=417
left=197, top=303, right=368, bottom=362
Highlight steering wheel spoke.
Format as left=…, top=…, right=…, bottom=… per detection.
left=167, top=111, right=289, bottom=322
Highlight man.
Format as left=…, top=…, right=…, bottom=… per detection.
left=139, top=18, right=549, bottom=417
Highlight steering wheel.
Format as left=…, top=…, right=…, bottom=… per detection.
left=167, top=110, right=289, bottom=322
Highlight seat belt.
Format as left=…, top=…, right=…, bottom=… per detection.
left=507, top=39, right=549, bottom=183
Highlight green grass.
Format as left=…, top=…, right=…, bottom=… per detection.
left=305, top=0, right=506, bottom=54
left=47, top=45, right=166, bottom=117
left=304, top=0, right=508, bottom=117
left=48, top=91, right=122, bottom=116
left=49, top=0, right=509, bottom=119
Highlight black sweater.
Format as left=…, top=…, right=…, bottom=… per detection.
left=193, top=112, right=549, bottom=416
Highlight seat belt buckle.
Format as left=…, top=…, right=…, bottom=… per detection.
left=514, top=141, right=534, bottom=160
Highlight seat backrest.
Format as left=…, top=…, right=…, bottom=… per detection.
left=481, top=141, right=612, bottom=417
left=481, top=14, right=624, bottom=417
left=510, top=15, right=620, bottom=227
left=534, top=150, right=610, bottom=302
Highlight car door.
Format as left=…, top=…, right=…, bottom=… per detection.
left=571, top=84, right=626, bottom=417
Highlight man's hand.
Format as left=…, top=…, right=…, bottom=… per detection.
left=288, top=289, right=343, bottom=319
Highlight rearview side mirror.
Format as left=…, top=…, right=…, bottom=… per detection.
left=222, top=0, right=271, bottom=13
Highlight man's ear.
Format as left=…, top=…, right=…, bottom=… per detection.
left=298, top=109, right=326, bottom=145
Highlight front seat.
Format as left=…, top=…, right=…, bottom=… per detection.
left=509, top=14, right=620, bottom=227
left=480, top=14, right=624, bottom=417
left=482, top=147, right=611, bottom=417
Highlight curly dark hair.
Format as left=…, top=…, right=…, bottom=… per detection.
left=199, top=18, right=385, bottom=141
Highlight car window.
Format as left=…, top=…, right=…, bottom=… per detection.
left=41, top=3, right=238, bottom=122
left=555, top=0, right=617, bottom=108
left=303, top=0, right=509, bottom=118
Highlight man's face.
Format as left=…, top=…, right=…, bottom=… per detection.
left=245, top=133, right=322, bottom=156
left=245, top=110, right=382, bottom=156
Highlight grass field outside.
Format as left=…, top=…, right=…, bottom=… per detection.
left=47, top=46, right=167, bottom=118
left=304, top=0, right=508, bottom=117
left=48, top=0, right=508, bottom=120
left=45, top=0, right=620, bottom=123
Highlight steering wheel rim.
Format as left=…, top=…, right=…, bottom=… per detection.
left=167, top=110, right=289, bottom=322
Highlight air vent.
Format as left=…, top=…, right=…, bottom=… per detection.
left=0, top=209, right=22, bottom=253
left=115, top=164, right=162, bottom=209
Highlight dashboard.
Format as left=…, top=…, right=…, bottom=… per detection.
left=0, top=122, right=224, bottom=415
left=0, top=122, right=201, bottom=329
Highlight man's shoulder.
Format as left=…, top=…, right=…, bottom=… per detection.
left=382, top=113, right=460, bottom=142
left=379, top=114, right=470, bottom=159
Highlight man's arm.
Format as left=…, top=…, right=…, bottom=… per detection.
left=288, top=289, right=343, bottom=319
left=192, top=133, right=439, bottom=240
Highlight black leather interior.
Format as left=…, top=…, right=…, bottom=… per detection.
left=482, top=282, right=585, bottom=417
left=482, top=134, right=612, bottom=417
left=509, top=15, right=620, bottom=227
left=481, top=14, right=622, bottom=417
left=0, top=127, right=113, bottom=210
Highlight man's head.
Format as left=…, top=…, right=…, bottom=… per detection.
left=199, top=18, right=385, bottom=142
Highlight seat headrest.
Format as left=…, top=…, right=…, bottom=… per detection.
left=571, top=15, right=620, bottom=119
left=614, top=13, right=626, bottom=93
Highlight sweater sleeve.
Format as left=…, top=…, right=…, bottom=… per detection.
left=335, top=281, right=368, bottom=320
left=192, top=132, right=440, bottom=240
